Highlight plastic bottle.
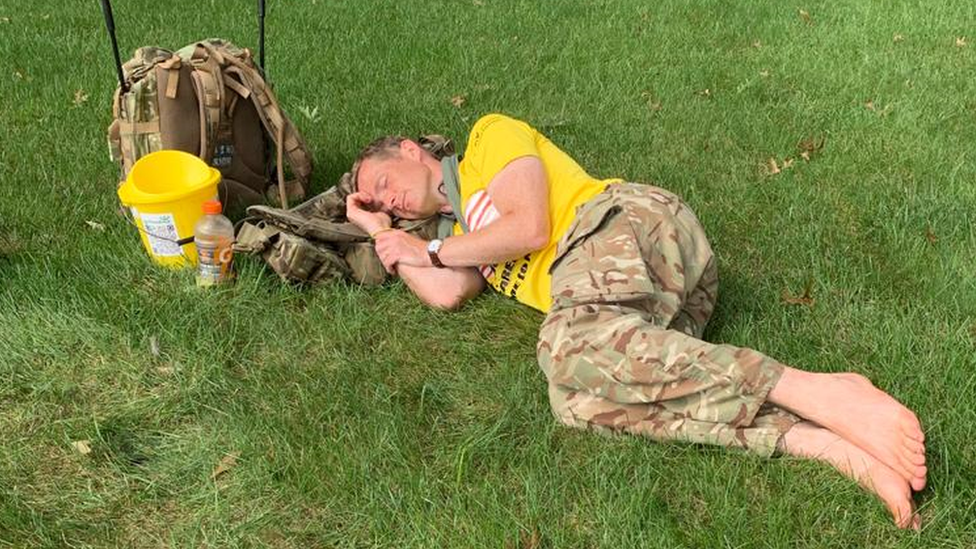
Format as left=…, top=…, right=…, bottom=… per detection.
left=194, top=200, right=235, bottom=286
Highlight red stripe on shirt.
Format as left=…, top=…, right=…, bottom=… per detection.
left=464, top=191, right=489, bottom=227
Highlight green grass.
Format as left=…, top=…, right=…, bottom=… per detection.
left=1, top=0, right=975, bottom=546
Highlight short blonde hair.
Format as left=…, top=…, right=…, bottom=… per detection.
left=350, top=135, right=407, bottom=190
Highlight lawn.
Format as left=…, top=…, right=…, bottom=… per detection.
left=1, top=0, right=975, bottom=546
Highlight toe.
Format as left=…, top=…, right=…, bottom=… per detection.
left=902, top=437, right=925, bottom=457
left=901, top=419, right=924, bottom=442
left=889, top=502, right=913, bottom=529
left=910, top=475, right=926, bottom=492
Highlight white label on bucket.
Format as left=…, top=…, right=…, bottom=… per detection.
left=139, top=212, right=182, bottom=257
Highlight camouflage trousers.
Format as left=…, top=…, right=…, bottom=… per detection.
left=537, top=183, right=800, bottom=457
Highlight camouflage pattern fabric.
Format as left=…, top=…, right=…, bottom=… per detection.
left=537, top=183, right=800, bottom=457
left=235, top=172, right=438, bottom=286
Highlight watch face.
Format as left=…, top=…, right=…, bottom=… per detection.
left=427, top=239, right=442, bottom=253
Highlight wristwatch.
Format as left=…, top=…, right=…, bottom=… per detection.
left=427, top=239, right=445, bottom=268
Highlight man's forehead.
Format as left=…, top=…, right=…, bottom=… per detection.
left=357, top=157, right=385, bottom=193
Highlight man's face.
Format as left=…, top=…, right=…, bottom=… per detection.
left=356, top=144, right=440, bottom=220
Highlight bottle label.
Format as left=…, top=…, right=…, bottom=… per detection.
left=196, top=240, right=234, bottom=286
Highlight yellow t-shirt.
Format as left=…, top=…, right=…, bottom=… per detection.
left=454, top=114, right=621, bottom=312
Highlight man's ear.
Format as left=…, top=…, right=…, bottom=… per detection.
left=399, top=139, right=423, bottom=160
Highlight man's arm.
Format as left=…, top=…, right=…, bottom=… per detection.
left=396, top=264, right=486, bottom=310
left=373, top=156, right=551, bottom=269
left=437, top=156, right=550, bottom=266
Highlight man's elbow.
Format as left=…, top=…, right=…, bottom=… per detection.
left=526, top=224, right=550, bottom=251
left=428, top=292, right=467, bottom=311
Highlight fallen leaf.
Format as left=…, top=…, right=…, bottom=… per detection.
left=642, top=91, right=662, bottom=111
left=156, top=365, right=174, bottom=376
left=956, top=36, right=967, bottom=48
left=781, top=157, right=795, bottom=170
left=752, top=39, right=762, bottom=49
left=149, top=335, right=160, bottom=358
left=759, top=69, right=770, bottom=77
left=925, top=227, right=937, bottom=245
left=212, top=452, right=240, bottom=480
left=782, top=282, right=815, bottom=306
left=0, top=17, right=10, bottom=23
left=893, top=33, right=904, bottom=43
left=13, top=69, right=24, bottom=80
left=473, top=0, right=484, bottom=5
left=696, top=88, right=711, bottom=98
left=506, top=529, right=540, bottom=549
left=41, top=14, right=50, bottom=20
left=797, top=136, right=826, bottom=161
left=85, top=220, right=104, bottom=231
left=766, top=158, right=781, bottom=175
left=450, top=94, right=466, bottom=108
left=864, top=100, right=875, bottom=111
left=71, top=440, right=92, bottom=455
left=798, top=9, right=812, bottom=23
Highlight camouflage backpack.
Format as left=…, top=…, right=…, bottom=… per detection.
left=107, top=39, right=313, bottom=218
left=234, top=135, right=455, bottom=286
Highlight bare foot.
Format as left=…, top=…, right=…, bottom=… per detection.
left=769, top=368, right=927, bottom=491
left=781, top=422, right=920, bottom=529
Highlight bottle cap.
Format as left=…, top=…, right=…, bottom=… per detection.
left=202, top=200, right=222, bottom=215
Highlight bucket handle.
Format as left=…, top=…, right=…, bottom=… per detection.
left=119, top=206, right=195, bottom=246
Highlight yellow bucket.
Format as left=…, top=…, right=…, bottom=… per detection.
left=117, top=150, right=221, bottom=268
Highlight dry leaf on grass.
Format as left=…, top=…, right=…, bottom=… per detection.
left=956, top=37, right=967, bottom=48
left=798, top=9, right=812, bottom=23
left=473, top=0, right=484, bottom=5
left=797, top=136, right=826, bottom=161
left=893, top=34, right=904, bottom=43
left=696, top=88, right=711, bottom=98
left=505, top=529, right=541, bottom=549
left=782, top=281, right=815, bottom=306
left=71, top=440, right=92, bottom=455
left=752, top=39, right=762, bottom=49
left=149, top=335, right=160, bottom=358
left=14, top=69, right=24, bottom=80
left=925, top=227, right=937, bottom=245
left=85, top=220, right=105, bottom=231
left=73, top=89, right=88, bottom=106
left=450, top=94, right=466, bottom=108
left=864, top=100, right=892, bottom=117
left=764, top=157, right=797, bottom=176
left=641, top=91, right=662, bottom=111
left=759, top=69, right=770, bottom=78
left=0, top=17, right=10, bottom=23
left=212, top=452, right=240, bottom=480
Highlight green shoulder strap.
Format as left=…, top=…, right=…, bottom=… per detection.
left=437, top=155, right=467, bottom=239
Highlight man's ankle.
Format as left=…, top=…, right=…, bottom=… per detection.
left=768, top=367, right=818, bottom=413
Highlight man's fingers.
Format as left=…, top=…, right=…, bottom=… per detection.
left=376, top=247, right=397, bottom=275
left=346, top=191, right=374, bottom=211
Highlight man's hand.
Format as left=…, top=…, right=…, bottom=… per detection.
left=346, top=192, right=392, bottom=235
left=374, top=231, right=431, bottom=274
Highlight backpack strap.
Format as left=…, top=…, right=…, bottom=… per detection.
left=211, top=43, right=313, bottom=198
left=181, top=42, right=226, bottom=163
left=437, top=155, right=467, bottom=239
